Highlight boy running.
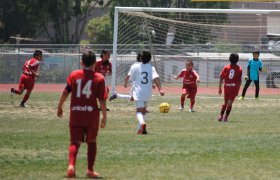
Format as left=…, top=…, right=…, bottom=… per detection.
left=11, top=50, right=43, bottom=107
left=174, top=60, right=200, bottom=112
left=109, top=53, right=142, bottom=101
left=218, top=53, right=242, bottom=122
left=57, top=51, right=107, bottom=178
left=126, top=51, right=164, bottom=134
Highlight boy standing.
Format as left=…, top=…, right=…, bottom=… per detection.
left=174, top=60, right=200, bottom=112
left=239, top=50, right=263, bottom=100
left=218, top=53, right=242, bottom=122
left=57, top=51, right=107, bottom=178
left=126, top=51, right=164, bottom=134
left=11, top=50, right=43, bottom=107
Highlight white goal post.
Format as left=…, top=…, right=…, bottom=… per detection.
left=111, top=7, right=280, bottom=93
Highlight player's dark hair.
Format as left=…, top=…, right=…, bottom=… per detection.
left=33, top=50, right=42, bottom=58
left=186, top=60, right=193, bottom=66
left=82, top=51, right=96, bottom=67
left=253, top=49, right=260, bottom=56
left=141, top=51, right=151, bottom=64
left=100, top=49, right=110, bottom=58
left=137, top=53, right=142, bottom=62
left=229, top=53, right=239, bottom=64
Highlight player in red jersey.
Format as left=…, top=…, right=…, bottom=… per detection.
left=57, top=51, right=107, bottom=178
left=174, top=60, right=200, bottom=112
left=95, top=49, right=112, bottom=111
left=11, top=50, right=43, bottom=107
left=218, top=53, right=242, bottom=122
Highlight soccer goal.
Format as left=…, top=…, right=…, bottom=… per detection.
left=111, top=7, right=280, bottom=93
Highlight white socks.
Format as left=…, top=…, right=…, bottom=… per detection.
left=117, top=93, right=131, bottom=100
left=136, top=112, right=145, bottom=129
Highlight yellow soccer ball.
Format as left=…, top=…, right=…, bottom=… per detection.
left=159, top=102, right=170, bottom=113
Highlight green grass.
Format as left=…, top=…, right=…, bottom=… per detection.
left=0, top=92, right=280, bottom=179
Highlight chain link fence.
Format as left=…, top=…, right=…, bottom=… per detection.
left=0, top=44, right=280, bottom=89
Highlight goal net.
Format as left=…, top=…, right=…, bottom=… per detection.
left=111, top=7, right=280, bottom=94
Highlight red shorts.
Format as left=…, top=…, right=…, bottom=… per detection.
left=19, top=74, right=35, bottom=91
left=224, top=87, right=239, bottom=101
left=70, top=125, right=99, bottom=143
left=182, top=85, right=197, bottom=99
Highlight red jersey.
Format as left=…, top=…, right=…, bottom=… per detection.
left=22, top=58, right=40, bottom=78
left=95, top=59, right=112, bottom=77
left=65, top=69, right=106, bottom=127
left=178, top=69, right=199, bottom=88
left=220, top=64, right=242, bottom=95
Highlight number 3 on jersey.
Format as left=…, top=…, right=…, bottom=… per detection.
left=141, top=71, right=149, bottom=84
left=76, top=79, right=92, bottom=98
left=228, top=69, right=235, bottom=79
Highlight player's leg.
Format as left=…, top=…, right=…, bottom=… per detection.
left=224, top=99, right=234, bottom=122
left=20, top=78, right=34, bottom=107
left=254, top=80, right=260, bottom=99
left=135, top=101, right=147, bottom=134
left=109, top=92, right=131, bottom=101
left=188, top=87, right=197, bottom=112
left=86, top=126, right=99, bottom=178
left=179, top=87, right=187, bottom=110
left=218, top=98, right=227, bottom=122
left=11, top=75, right=26, bottom=95
left=240, top=80, right=252, bottom=99
left=67, top=126, right=83, bottom=178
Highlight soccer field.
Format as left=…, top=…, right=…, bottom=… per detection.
left=0, top=92, right=280, bottom=179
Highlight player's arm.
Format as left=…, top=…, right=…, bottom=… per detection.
left=174, top=70, right=185, bottom=80
left=124, top=75, right=130, bottom=88
left=57, top=91, right=70, bottom=118
left=28, top=61, right=40, bottom=77
left=193, top=70, right=200, bottom=83
left=99, top=99, right=107, bottom=128
left=153, top=77, right=164, bottom=96
left=218, top=77, right=223, bottom=95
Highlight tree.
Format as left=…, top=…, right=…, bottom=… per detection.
left=0, top=0, right=41, bottom=43
left=38, top=0, right=104, bottom=44
left=86, top=14, right=112, bottom=44
left=0, top=0, right=105, bottom=44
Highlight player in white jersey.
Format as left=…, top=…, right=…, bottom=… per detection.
left=125, top=51, right=164, bottom=134
left=109, top=53, right=142, bottom=101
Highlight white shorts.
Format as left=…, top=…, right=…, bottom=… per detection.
left=135, top=101, right=148, bottom=108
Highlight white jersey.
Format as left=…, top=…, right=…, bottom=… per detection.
left=128, top=63, right=159, bottom=101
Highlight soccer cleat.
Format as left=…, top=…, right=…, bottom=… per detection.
left=223, top=116, right=228, bottom=122
left=141, top=124, right=148, bottom=135
left=10, top=88, right=15, bottom=98
left=238, top=96, right=244, bottom=100
left=99, top=108, right=110, bottom=111
left=178, top=106, right=184, bottom=111
left=218, top=115, right=223, bottom=122
left=137, top=129, right=142, bottom=134
left=109, top=93, right=117, bottom=101
left=86, top=169, right=99, bottom=178
left=20, top=103, right=28, bottom=108
left=67, top=168, right=76, bottom=178
left=188, top=108, right=195, bottom=112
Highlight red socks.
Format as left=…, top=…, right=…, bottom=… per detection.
left=68, top=143, right=80, bottom=167
left=87, top=142, right=97, bottom=171
left=220, top=105, right=226, bottom=116
left=180, top=96, right=185, bottom=108
left=190, top=98, right=195, bottom=109
left=225, top=105, right=232, bottom=116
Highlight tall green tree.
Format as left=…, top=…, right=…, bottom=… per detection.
left=0, top=0, right=40, bottom=43
left=0, top=0, right=104, bottom=44
left=86, top=14, right=112, bottom=44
